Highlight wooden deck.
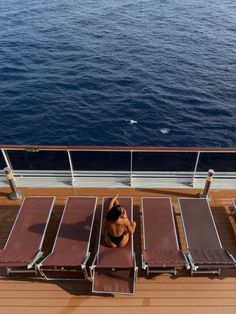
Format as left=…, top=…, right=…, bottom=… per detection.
left=0, top=187, right=235, bottom=314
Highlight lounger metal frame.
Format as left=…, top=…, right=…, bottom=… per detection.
left=3, top=196, right=55, bottom=275
left=232, top=199, right=236, bottom=215
left=90, top=197, right=138, bottom=295
left=179, top=197, right=236, bottom=276
left=141, top=197, right=189, bottom=275
left=37, top=196, right=97, bottom=280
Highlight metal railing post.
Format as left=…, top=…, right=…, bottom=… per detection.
left=198, top=169, right=214, bottom=199
left=192, top=151, right=200, bottom=187
left=130, top=150, right=133, bottom=187
left=3, top=167, right=23, bottom=200
left=67, top=150, right=74, bottom=186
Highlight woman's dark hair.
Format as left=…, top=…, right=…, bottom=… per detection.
left=106, top=205, right=123, bottom=221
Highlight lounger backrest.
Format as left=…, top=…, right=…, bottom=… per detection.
left=3, top=197, right=55, bottom=261
left=43, top=196, right=97, bottom=266
left=142, top=197, right=179, bottom=251
left=179, top=198, right=222, bottom=249
left=97, top=197, right=133, bottom=268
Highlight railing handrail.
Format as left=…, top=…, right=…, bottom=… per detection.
left=0, top=145, right=236, bottom=152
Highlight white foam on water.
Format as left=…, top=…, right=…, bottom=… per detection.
left=128, top=120, right=138, bottom=125
left=160, top=128, right=169, bottom=134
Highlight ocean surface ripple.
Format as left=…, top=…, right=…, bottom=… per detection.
left=0, top=0, right=235, bottom=146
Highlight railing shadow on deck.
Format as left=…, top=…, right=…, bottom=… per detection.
left=0, top=192, right=11, bottom=198
left=0, top=205, right=19, bottom=249
left=211, top=206, right=236, bottom=254
left=135, top=188, right=199, bottom=198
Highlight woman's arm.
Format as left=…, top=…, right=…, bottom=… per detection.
left=125, top=219, right=136, bottom=235
left=108, top=194, right=119, bottom=210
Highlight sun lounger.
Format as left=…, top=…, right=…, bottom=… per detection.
left=38, top=196, right=97, bottom=280
left=232, top=199, right=236, bottom=215
left=0, top=197, right=55, bottom=275
left=90, top=197, right=138, bottom=295
left=141, top=197, right=189, bottom=275
left=179, top=198, right=236, bottom=275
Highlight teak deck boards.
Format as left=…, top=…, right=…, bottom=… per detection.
left=0, top=187, right=235, bottom=314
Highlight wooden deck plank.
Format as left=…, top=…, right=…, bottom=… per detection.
left=0, top=297, right=236, bottom=306
left=0, top=290, right=235, bottom=298
left=2, top=307, right=236, bottom=314
left=0, top=280, right=235, bottom=290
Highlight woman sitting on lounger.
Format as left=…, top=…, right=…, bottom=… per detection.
left=103, top=194, right=136, bottom=248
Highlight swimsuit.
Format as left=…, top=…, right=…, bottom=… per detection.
left=108, top=232, right=125, bottom=245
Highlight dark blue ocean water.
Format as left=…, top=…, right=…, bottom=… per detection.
left=0, top=0, right=235, bottom=146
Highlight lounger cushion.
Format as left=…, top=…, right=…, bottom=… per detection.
left=190, top=248, right=234, bottom=265
left=41, top=197, right=97, bottom=268
left=142, top=198, right=186, bottom=271
left=97, top=246, right=133, bottom=268
left=92, top=197, right=135, bottom=294
left=96, top=197, right=133, bottom=269
left=0, top=197, right=54, bottom=267
left=0, top=251, right=30, bottom=264
left=144, top=249, right=186, bottom=267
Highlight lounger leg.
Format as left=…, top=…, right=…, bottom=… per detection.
left=81, top=266, right=88, bottom=280
left=81, top=253, right=91, bottom=280
left=135, top=267, right=138, bottom=281
left=28, top=251, right=44, bottom=269
left=90, top=254, right=97, bottom=281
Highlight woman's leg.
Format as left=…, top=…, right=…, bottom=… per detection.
left=104, top=233, right=117, bottom=248
left=118, top=233, right=129, bottom=247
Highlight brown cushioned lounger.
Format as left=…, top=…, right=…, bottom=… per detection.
left=179, top=198, right=236, bottom=275
left=90, top=197, right=137, bottom=295
left=38, top=196, right=97, bottom=280
left=0, top=197, right=55, bottom=274
left=232, top=199, right=236, bottom=215
left=142, top=197, right=189, bottom=275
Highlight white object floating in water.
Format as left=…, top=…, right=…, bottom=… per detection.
left=160, top=128, right=170, bottom=134
left=129, top=120, right=138, bottom=125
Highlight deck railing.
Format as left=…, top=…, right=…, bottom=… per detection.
left=0, top=146, right=236, bottom=188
